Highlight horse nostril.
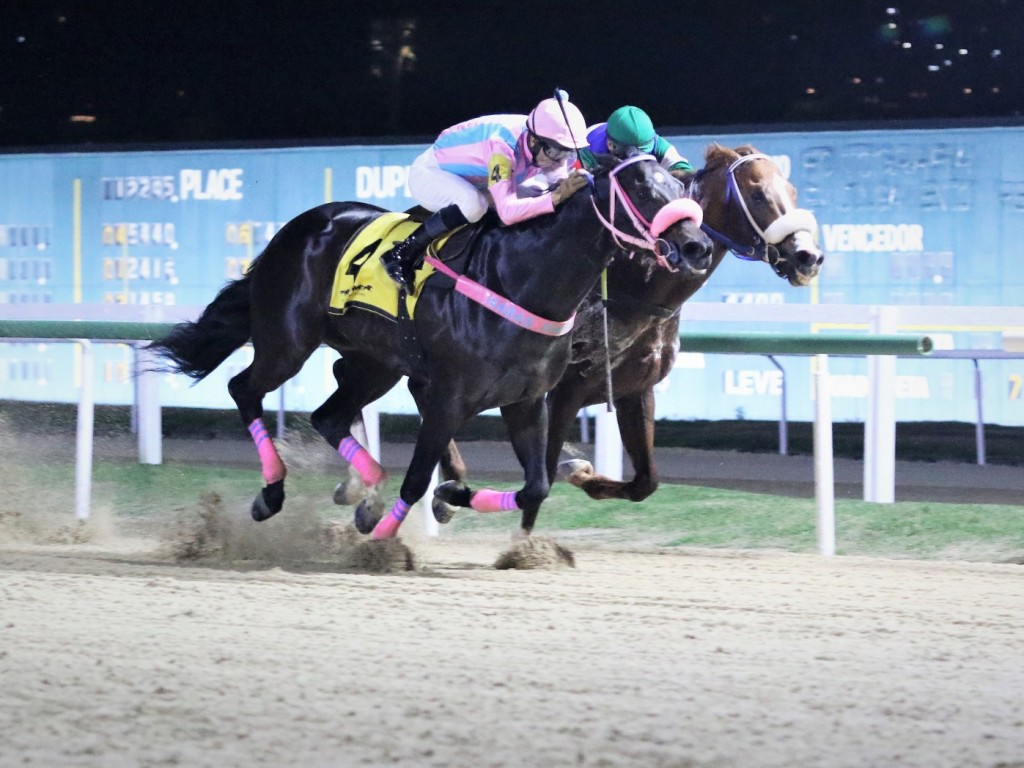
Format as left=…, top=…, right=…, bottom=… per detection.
left=684, top=240, right=710, bottom=262
left=798, top=249, right=823, bottom=267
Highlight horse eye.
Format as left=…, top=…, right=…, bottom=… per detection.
left=752, top=190, right=768, bottom=203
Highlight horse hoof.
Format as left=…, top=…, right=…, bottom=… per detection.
left=559, top=459, right=594, bottom=483
left=251, top=480, right=285, bottom=522
left=353, top=500, right=381, bottom=535
left=434, top=480, right=473, bottom=508
left=333, top=476, right=366, bottom=506
left=431, top=496, right=458, bottom=525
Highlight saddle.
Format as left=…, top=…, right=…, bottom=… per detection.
left=328, top=208, right=496, bottom=320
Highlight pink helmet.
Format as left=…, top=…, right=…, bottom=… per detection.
left=527, top=93, right=589, bottom=149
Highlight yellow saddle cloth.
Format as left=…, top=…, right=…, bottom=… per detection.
left=328, top=213, right=441, bottom=319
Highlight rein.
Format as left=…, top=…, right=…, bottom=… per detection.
left=696, top=153, right=818, bottom=269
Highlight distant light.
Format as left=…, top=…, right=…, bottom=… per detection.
left=958, top=48, right=968, bottom=55
left=886, top=7, right=898, bottom=14
left=943, top=59, right=952, bottom=66
left=935, top=43, right=943, bottom=50
left=962, top=87, right=973, bottom=95
left=788, top=34, right=798, bottom=42
left=69, top=115, right=96, bottom=124
left=805, top=87, right=817, bottom=95
left=886, top=22, right=897, bottom=30
left=16, top=35, right=25, bottom=43
left=927, top=65, right=940, bottom=72
left=850, top=77, right=862, bottom=85
left=991, top=49, right=1002, bottom=58
left=902, top=42, right=912, bottom=49
left=57, top=15, right=66, bottom=23
left=992, top=86, right=1001, bottom=94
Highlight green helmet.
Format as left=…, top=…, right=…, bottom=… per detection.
left=606, top=106, right=656, bottom=153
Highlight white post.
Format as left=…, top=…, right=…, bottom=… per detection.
left=864, top=306, right=897, bottom=503
left=276, top=386, right=286, bottom=440
left=416, top=465, right=440, bottom=538
left=813, top=354, right=835, bottom=556
left=75, top=340, right=94, bottom=520
left=361, top=399, right=381, bottom=462
left=134, top=345, right=162, bottom=465
left=593, top=408, right=623, bottom=481
left=973, top=359, right=986, bottom=466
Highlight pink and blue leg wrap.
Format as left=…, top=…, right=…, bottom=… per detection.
left=339, top=436, right=386, bottom=486
left=248, top=418, right=286, bottom=484
left=470, top=489, right=519, bottom=513
left=372, top=498, right=410, bottom=539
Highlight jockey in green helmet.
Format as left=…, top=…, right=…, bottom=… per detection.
left=579, top=105, right=694, bottom=179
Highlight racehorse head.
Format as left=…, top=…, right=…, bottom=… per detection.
left=690, top=144, right=824, bottom=287
left=587, top=153, right=713, bottom=277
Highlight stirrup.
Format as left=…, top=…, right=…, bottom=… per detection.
left=381, top=249, right=409, bottom=288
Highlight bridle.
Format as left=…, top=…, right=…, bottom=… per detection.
left=695, top=153, right=818, bottom=275
left=589, top=154, right=703, bottom=272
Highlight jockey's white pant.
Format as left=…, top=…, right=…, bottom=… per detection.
left=408, top=149, right=490, bottom=223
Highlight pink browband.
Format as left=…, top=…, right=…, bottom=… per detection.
left=425, top=255, right=575, bottom=337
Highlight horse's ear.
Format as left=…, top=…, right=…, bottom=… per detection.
left=588, top=152, right=619, bottom=175
left=704, top=142, right=726, bottom=164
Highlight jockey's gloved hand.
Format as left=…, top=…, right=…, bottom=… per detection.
left=552, top=171, right=590, bottom=206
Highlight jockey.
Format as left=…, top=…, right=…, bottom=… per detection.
left=578, top=105, right=694, bottom=179
left=381, top=91, right=592, bottom=288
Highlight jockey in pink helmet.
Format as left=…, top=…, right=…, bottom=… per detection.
left=381, top=91, right=591, bottom=289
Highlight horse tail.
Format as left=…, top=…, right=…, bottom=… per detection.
left=148, top=268, right=255, bottom=381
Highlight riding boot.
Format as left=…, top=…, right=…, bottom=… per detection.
left=382, top=204, right=469, bottom=289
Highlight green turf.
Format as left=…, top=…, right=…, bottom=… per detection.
left=6, top=400, right=1024, bottom=465
left=15, top=456, right=1023, bottom=563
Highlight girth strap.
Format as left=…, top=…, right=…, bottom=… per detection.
left=425, top=255, right=575, bottom=337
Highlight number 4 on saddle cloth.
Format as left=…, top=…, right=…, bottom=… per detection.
left=328, top=210, right=478, bottom=321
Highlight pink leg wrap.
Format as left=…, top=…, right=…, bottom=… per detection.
left=248, top=418, right=286, bottom=484
left=339, top=437, right=386, bottom=486
left=372, top=499, right=410, bottom=539
left=470, top=489, right=519, bottom=513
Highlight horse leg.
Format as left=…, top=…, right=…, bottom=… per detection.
left=426, top=439, right=468, bottom=526
left=370, top=406, right=465, bottom=539
left=228, top=345, right=317, bottom=521
left=545, top=378, right=592, bottom=485
left=501, top=397, right=551, bottom=537
left=563, top=389, right=659, bottom=501
left=440, top=439, right=467, bottom=483
left=435, top=397, right=550, bottom=537
left=310, top=355, right=401, bottom=506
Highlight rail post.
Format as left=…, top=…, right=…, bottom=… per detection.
left=74, top=340, right=94, bottom=520
left=134, top=344, right=162, bottom=465
left=813, top=354, right=835, bottom=556
left=864, top=307, right=898, bottom=503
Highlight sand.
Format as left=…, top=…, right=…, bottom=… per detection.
left=1, top=499, right=1022, bottom=768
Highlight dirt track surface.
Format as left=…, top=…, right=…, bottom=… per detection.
left=2, top=521, right=1023, bottom=768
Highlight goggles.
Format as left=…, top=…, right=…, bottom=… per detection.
left=531, top=132, right=575, bottom=162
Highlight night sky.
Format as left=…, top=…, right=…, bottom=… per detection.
left=1, top=0, right=1021, bottom=149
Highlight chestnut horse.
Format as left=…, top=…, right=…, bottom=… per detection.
left=149, top=154, right=712, bottom=540
left=432, top=144, right=823, bottom=521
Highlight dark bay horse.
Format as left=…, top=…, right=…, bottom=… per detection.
left=434, top=144, right=823, bottom=516
left=149, top=154, right=712, bottom=539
